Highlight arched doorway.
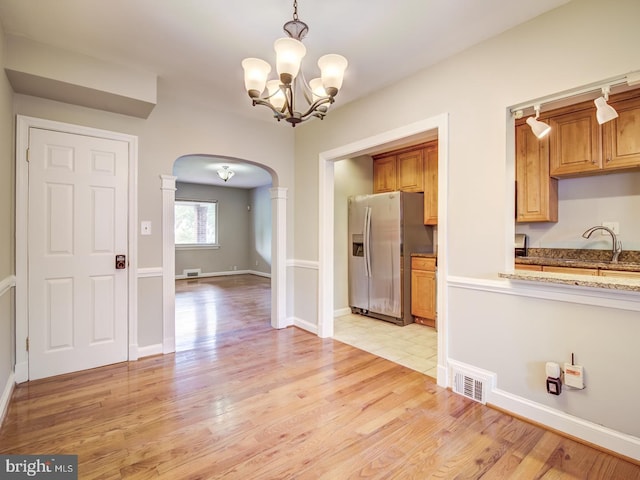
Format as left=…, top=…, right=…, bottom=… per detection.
left=161, top=154, right=287, bottom=354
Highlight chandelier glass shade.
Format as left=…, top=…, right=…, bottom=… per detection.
left=217, top=166, right=235, bottom=182
left=241, top=1, right=348, bottom=126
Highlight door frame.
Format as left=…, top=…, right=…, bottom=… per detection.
left=317, top=114, right=449, bottom=388
left=15, top=115, right=139, bottom=383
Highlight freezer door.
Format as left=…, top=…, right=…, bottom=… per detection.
left=348, top=196, right=369, bottom=310
left=368, top=192, right=402, bottom=318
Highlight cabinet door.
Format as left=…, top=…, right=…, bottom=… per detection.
left=373, top=155, right=396, bottom=193
left=603, top=95, right=640, bottom=171
left=397, top=149, right=424, bottom=192
left=515, top=123, right=558, bottom=222
left=599, top=269, right=640, bottom=279
left=515, top=264, right=543, bottom=271
left=549, top=108, right=602, bottom=177
left=411, top=269, right=436, bottom=320
left=423, top=143, right=438, bottom=225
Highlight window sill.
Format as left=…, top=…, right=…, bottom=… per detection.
left=176, top=244, right=220, bottom=250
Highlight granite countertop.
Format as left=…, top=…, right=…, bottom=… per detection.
left=500, top=270, right=640, bottom=292
left=506, top=248, right=640, bottom=292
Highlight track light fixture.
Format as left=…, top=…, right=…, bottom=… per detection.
left=526, top=105, right=551, bottom=139
left=594, top=86, right=619, bottom=124
left=511, top=71, right=640, bottom=140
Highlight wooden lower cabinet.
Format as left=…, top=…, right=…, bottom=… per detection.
left=411, top=256, right=437, bottom=328
left=599, top=269, right=640, bottom=279
left=515, top=262, right=640, bottom=279
left=542, top=265, right=599, bottom=276
left=515, top=264, right=543, bottom=271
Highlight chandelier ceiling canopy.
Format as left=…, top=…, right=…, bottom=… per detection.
left=241, top=0, right=348, bottom=127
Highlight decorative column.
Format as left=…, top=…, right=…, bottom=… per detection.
left=161, top=175, right=177, bottom=353
left=270, top=187, right=288, bottom=329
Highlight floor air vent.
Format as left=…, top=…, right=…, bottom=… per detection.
left=453, top=370, right=487, bottom=404
left=184, top=268, right=201, bottom=278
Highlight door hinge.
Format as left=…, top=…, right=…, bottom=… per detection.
left=26, top=337, right=29, bottom=352
left=26, top=147, right=30, bottom=163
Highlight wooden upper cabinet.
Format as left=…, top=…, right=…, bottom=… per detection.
left=397, top=149, right=424, bottom=192
left=372, top=141, right=438, bottom=225
left=423, top=142, right=438, bottom=225
left=602, top=94, right=640, bottom=171
left=372, top=154, right=397, bottom=193
left=549, top=107, right=602, bottom=177
left=545, top=88, right=640, bottom=178
left=515, top=122, right=558, bottom=223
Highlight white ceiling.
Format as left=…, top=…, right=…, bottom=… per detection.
left=0, top=0, right=570, bottom=187
left=173, top=156, right=273, bottom=189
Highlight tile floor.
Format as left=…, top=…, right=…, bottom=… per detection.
left=333, top=313, right=438, bottom=378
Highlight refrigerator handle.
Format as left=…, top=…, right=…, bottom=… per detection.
left=364, top=206, right=372, bottom=278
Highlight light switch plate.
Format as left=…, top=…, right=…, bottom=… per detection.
left=141, top=221, right=152, bottom=235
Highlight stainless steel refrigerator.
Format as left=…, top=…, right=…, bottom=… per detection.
left=348, top=191, right=434, bottom=326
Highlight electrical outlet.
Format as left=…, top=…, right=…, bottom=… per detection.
left=602, top=221, right=619, bottom=235
left=141, top=221, right=152, bottom=235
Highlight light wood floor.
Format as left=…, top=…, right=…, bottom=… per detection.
left=1, top=274, right=639, bottom=479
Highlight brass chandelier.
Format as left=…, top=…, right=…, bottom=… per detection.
left=241, top=0, right=348, bottom=127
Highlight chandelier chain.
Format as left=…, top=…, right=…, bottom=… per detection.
left=292, top=0, right=299, bottom=21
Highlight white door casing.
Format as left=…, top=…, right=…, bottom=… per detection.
left=15, top=116, right=138, bottom=383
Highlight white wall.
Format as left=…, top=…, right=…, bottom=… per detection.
left=175, top=182, right=251, bottom=275
left=517, top=171, right=640, bottom=250
left=249, top=185, right=272, bottom=275
left=13, top=85, right=295, bottom=348
left=293, top=0, right=640, bottom=455
left=0, top=20, right=15, bottom=406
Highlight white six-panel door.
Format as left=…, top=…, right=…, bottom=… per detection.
left=28, top=127, right=129, bottom=380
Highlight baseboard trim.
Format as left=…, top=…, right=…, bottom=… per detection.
left=0, top=275, right=15, bottom=297
left=489, top=387, right=640, bottom=461
left=14, top=362, right=28, bottom=384
left=175, top=270, right=271, bottom=280
left=0, top=372, right=15, bottom=428
left=138, top=343, right=164, bottom=358
left=447, top=359, right=640, bottom=461
left=333, top=307, right=351, bottom=317
left=129, top=343, right=139, bottom=361
left=293, top=317, right=317, bottom=335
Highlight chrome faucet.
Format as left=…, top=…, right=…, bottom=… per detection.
left=582, top=226, right=622, bottom=263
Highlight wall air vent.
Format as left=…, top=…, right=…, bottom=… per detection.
left=453, top=369, right=487, bottom=404
left=184, top=268, right=201, bottom=278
